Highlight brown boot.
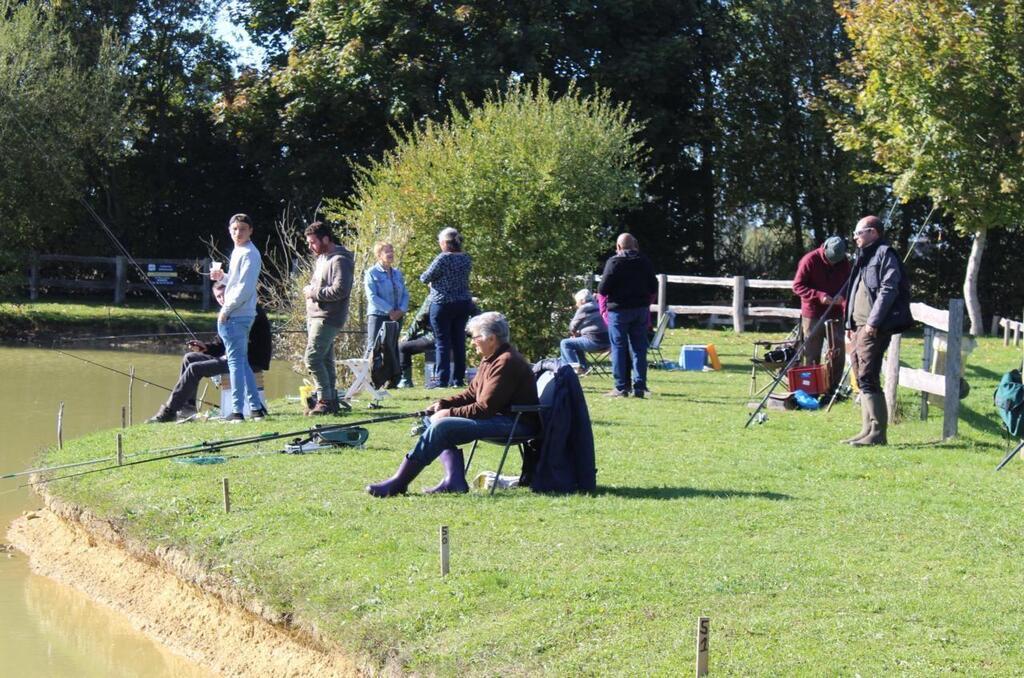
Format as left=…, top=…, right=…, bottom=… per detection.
left=842, top=396, right=872, bottom=444
left=308, top=399, right=337, bottom=416
left=851, top=393, right=888, bottom=446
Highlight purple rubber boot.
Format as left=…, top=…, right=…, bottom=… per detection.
left=424, top=448, right=469, bottom=494
left=366, top=456, right=426, bottom=498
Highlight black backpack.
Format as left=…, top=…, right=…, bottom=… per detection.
left=994, top=369, right=1024, bottom=438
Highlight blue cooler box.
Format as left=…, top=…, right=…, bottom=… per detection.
left=680, top=345, right=707, bottom=371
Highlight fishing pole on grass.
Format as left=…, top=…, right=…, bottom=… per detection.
left=0, top=92, right=202, bottom=341
left=12, top=411, right=425, bottom=488
left=53, top=349, right=221, bottom=409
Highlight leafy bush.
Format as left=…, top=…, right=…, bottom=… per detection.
left=329, top=79, right=648, bottom=358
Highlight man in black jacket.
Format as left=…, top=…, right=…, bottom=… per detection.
left=147, top=282, right=273, bottom=422
left=597, top=233, right=658, bottom=398
left=842, top=215, right=913, bottom=446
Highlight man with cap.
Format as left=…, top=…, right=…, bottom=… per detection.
left=792, top=235, right=851, bottom=391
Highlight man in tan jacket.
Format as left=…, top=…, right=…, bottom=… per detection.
left=303, top=221, right=354, bottom=414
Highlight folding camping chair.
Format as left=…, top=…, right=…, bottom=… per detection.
left=647, top=312, right=672, bottom=368
left=748, top=322, right=804, bottom=398
left=337, top=321, right=396, bottom=407
left=583, top=348, right=611, bottom=377
left=464, top=369, right=557, bottom=495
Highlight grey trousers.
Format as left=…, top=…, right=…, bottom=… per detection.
left=305, top=318, right=341, bottom=400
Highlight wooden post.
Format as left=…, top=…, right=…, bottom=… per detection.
left=656, top=274, right=668, bottom=328
left=1005, top=319, right=1012, bottom=346
left=439, top=525, right=450, bottom=576
left=114, top=255, right=127, bottom=305
left=128, top=365, right=135, bottom=426
left=57, top=401, right=64, bottom=451
left=121, top=405, right=127, bottom=429
left=29, top=253, right=40, bottom=301
left=920, top=327, right=933, bottom=421
left=884, top=333, right=902, bottom=421
left=991, top=315, right=1001, bottom=337
left=201, top=258, right=212, bottom=310
left=116, top=433, right=124, bottom=466
left=732, top=276, right=745, bottom=334
left=1016, top=321, right=1022, bottom=348
left=695, top=617, right=710, bottom=677
left=942, top=299, right=965, bottom=440
left=222, top=478, right=231, bottom=513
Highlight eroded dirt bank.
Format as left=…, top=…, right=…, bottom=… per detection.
left=6, top=494, right=364, bottom=677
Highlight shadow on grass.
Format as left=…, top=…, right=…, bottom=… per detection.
left=593, top=486, right=793, bottom=501
left=958, top=403, right=1011, bottom=439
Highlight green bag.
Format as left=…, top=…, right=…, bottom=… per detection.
left=994, top=369, right=1024, bottom=438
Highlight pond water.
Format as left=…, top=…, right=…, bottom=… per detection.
left=0, top=345, right=303, bottom=677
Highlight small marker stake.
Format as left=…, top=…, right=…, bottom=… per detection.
left=116, top=434, right=124, bottom=466
left=222, top=478, right=230, bottom=513
left=121, top=405, right=127, bottom=429
left=695, top=616, right=710, bottom=677
left=57, top=401, right=64, bottom=450
left=439, top=525, right=450, bottom=576
left=128, top=365, right=135, bottom=425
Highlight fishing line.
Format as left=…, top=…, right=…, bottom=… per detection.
left=53, top=349, right=221, bottom=409
left=59, top=331, right=220, bottom=344
left=902, top=204, right=939, bottom=264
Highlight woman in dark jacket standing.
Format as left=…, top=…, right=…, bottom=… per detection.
left=420, top=227, right=473, bottom=387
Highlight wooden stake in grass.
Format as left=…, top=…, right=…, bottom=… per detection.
left=439, top=525, right=450, bottom=576
left=222, top=478, right=231, bottom=513
left=121, top=405, right=127, bottom=429
left=57, top=401, right=64, bottom=451
left=116, top=433, right=124, bottom=466
left=695, top=616, right=710, bottom=677
left=128, top=365, right=135, bottom=425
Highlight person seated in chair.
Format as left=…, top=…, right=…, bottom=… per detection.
left=559, top=289, right=609, bottom=375
left=367, top=311, right=538, bottom=497
left=147, top=281, right=272, bottom=422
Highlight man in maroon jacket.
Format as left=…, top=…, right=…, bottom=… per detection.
left=792, top=236, right=851, bottom=390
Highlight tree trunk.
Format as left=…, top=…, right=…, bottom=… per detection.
left=963, top=228, right=986, bottom=336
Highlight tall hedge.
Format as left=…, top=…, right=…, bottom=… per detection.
left=329, top=80, right=647, bottom=359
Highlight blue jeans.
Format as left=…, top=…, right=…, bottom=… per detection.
left=559, top=336, right=608, bottom=369
left=218, top=315, right=262, bottom=414
left=608, top=307, right=649, bottom=394
left=430, top=299, right=472, bottom=386
left=408, top=415, right=537, bottom=465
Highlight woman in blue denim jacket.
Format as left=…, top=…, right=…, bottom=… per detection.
left=420, top=227, right=473, bottom=387
left=363, top=241, right=409, bottom=350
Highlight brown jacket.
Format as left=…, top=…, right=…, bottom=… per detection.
left=438, top=344, right=538, bottom=422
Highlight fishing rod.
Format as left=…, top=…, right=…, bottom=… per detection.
left=14, top=411, right=425, bottom=488
left=54, top=349, right=221, bottom=409
left=0, top=429, right=283, bottom=480
left=0, top=92, right=202, bottom=341
left=902, top=204, right=939, bottom=264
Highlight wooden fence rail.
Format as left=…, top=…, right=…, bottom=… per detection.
left=595, top=273, right=798, bottom=334
left=28, top=254, right=212, bottom=309
left=998, top=317, right=1023, bottom=347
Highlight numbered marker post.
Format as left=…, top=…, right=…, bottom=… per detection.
left=439, top=525, right=450, bottom=576
left=695, top=616, right=710, bottom=677
left=222, top=478, right=231, bottom=513
left=116, top=433, right=124, bottom=466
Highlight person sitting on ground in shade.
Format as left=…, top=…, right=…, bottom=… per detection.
left=397, top=297, right=484, bottom=389
left=367, top=312, right=538, bottom=497
left=559, top=289, right=609, bottom=375
left=148, top=282, right=272, bottom=423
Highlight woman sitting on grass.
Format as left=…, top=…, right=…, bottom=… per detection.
left=366, top=312, right=538, bottom=497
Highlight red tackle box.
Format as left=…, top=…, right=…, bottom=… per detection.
left=787, top=364, right=830, bottom=395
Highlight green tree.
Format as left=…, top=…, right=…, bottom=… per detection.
left=0, top=0, right=129, bottom=260
left=330, top=81, right=647, bottom=358
left=829, top=0, right=1024, bottom=334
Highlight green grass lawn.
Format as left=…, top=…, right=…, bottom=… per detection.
left=31, top=328, right=1024, bottom=675
left=0, top=299, right=218, bottom=339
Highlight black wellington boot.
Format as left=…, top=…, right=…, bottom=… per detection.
left=366, top=456, right=426, bottom=497
left=424, top=448, right=469, bottom=494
